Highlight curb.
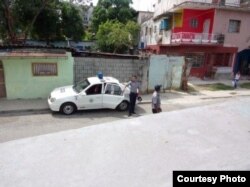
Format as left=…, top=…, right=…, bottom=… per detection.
left=0, top=108, right=50, bottom=115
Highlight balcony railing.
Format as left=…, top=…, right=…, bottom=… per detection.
left=174, top=0, right=241, bottom=7
left=171, top=32, right=225, bottom=44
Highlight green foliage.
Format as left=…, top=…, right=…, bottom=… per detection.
left=240, top=82, right=250, bottom=89
left=197, top=83, right=234, bottom=91
left=91, top=0, right=136, bottom=32
left=60, top=2, right=84, bottom=41
left=0, top=0, right=86, bottom=44
left=125, top=20, right=140, bottom=46
left=32, top=6, right=61, bottom=43
left=96, top=20, right=140, bottom=53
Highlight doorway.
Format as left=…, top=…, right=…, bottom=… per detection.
left=203, top=19, right=210, bottom=40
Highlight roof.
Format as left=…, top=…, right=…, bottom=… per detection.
left=88, top=76, right=120, bottom=84
left=0, top=51, right=68, bottom=59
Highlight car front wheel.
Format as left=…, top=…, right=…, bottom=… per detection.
left=60, top=103, right=76, bottom=115
left=117, top=101, right=129, bottom=111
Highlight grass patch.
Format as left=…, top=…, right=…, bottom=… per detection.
left=196, top=83, right=233, bottom=91
left=240, top=82, right=250, bottom=89
left=173, top=85, right=198, bottom=93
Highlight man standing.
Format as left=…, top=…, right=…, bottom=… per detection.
left=127, top=75, right=140, bottom=116
left=152, top=85, right=162, bottom=114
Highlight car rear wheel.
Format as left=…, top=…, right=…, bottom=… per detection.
left=60, top=103, right=76, bottom=115
left=117, top=101, right=129, bottom=111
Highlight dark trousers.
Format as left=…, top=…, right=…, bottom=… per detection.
left=129, top=92, right=137, bottom=114
left=234, top=79, right=239, bottom=88
left=152, top=109, right=157, bottom=114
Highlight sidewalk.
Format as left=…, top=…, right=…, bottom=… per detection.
left=0, top=98, right=49, bottom=114
left=0, top=80, right=250, bottom=114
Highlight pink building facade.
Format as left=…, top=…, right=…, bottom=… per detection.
left=141, top=0, right=250, bottom=78
left=213, top=9, right=250, bottom=52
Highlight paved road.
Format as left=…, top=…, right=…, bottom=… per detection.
left=1, top=97, right=250, bottom=187
left=0, top=97, right=231, bottom=143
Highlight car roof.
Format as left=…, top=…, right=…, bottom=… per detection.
left=87, top=76, right=120, bottom=84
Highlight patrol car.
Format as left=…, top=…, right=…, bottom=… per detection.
left=48, top=76, right=130, bottom=115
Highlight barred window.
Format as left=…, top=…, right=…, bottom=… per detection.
left=32, top=63, right=57, bottom=76
left=186, top=54, right=204, bottom=68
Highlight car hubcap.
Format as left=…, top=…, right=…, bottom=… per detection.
left=64, top=105, right=73, bottom=114
left=120, top=102, right=128, bottom=110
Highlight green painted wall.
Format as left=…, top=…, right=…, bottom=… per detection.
left=2, top=52, right=73, bottom=99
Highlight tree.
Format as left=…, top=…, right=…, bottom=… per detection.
left=96, top=20, right=139, bottom=53
left=0, top=0, right=57, bottom=44
left=91, top=0, right=136, bottom=32
left=0, top=0, right=17, bottom=43
left=31, top=6, right=61, bottom=44
left=14, top=0, right=58, bottom=43
left=60, top=2, right=84, bottom=41
left=0, top=0, right=89, bottom=44
left=125, top=20, right=140, bottom=48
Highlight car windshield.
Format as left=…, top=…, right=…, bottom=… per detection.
left=73, top=79, right=90, bottom=93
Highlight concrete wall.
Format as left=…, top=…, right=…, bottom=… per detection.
left=213, top=9, right=250, bottom=51
left=2, top=52, right=73, bottom=99
left=74, top=56, right=184, bottom=93
left=148, top=55, right=184, bottom=91
left=74, top=57, right=149, bottom=92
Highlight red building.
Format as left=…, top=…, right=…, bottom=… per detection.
left=140, top=0, right=250, bottom=78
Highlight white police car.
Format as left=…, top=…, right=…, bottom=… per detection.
left=48, top=76, right=130, bottom=115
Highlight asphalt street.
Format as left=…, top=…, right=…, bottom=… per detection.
left=0, top=97, right=231, bottom=143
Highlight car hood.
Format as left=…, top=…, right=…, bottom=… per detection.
left=50, top=85, right=77, bottom=98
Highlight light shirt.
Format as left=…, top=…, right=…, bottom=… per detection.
left=152, top=91, right=161, bottom=109
left=128, top=81, right=140, bottom=93
left=235, top=74, right=240, bottom=80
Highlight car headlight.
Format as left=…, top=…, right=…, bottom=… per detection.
left=50, top=97, right=56, bottom=103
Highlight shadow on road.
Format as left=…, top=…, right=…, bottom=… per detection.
left=51, top=105, right=147, bottom=119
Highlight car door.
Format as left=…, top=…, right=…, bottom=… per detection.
left=102, top=83, right=124, bottom=109
left=78, top=84, right=103, bottom=109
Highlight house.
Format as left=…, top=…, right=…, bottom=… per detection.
left=140, top=0, right=250, bottom=78
left=82, top=3, right=94, bottom=29
left=137, top=11, right=154, bottom=25
left=137, top=11, right=154, bottom=49
left=0, top=49, right=73, bottom=99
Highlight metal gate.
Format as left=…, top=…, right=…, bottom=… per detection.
left=0, top=61, right=6, bottom=98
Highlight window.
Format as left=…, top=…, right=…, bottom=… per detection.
left=73, top=79, right=90, bottom=93
left=105, top=84, right=122, bottom=95
left=190, top=18, right=198, bottom=28
left=228, top=20, right=241, bottom=33
left=160, top=19, right=169, bottom=30
left=149, top=27, right=152, bottom=36
left=145, top=27, right=148, bottom=35
left=186, top=54, right=205, bottom=68
left=86, top=84, right=102, bottom=95
left=154, top=25, right=157, bottom=33
left=32, top=63, right=57, bottom=76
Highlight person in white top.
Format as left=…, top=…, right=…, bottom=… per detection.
left=152, top=85, right=162, bottom=114
left=233, top=72, right=241, bottom=89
